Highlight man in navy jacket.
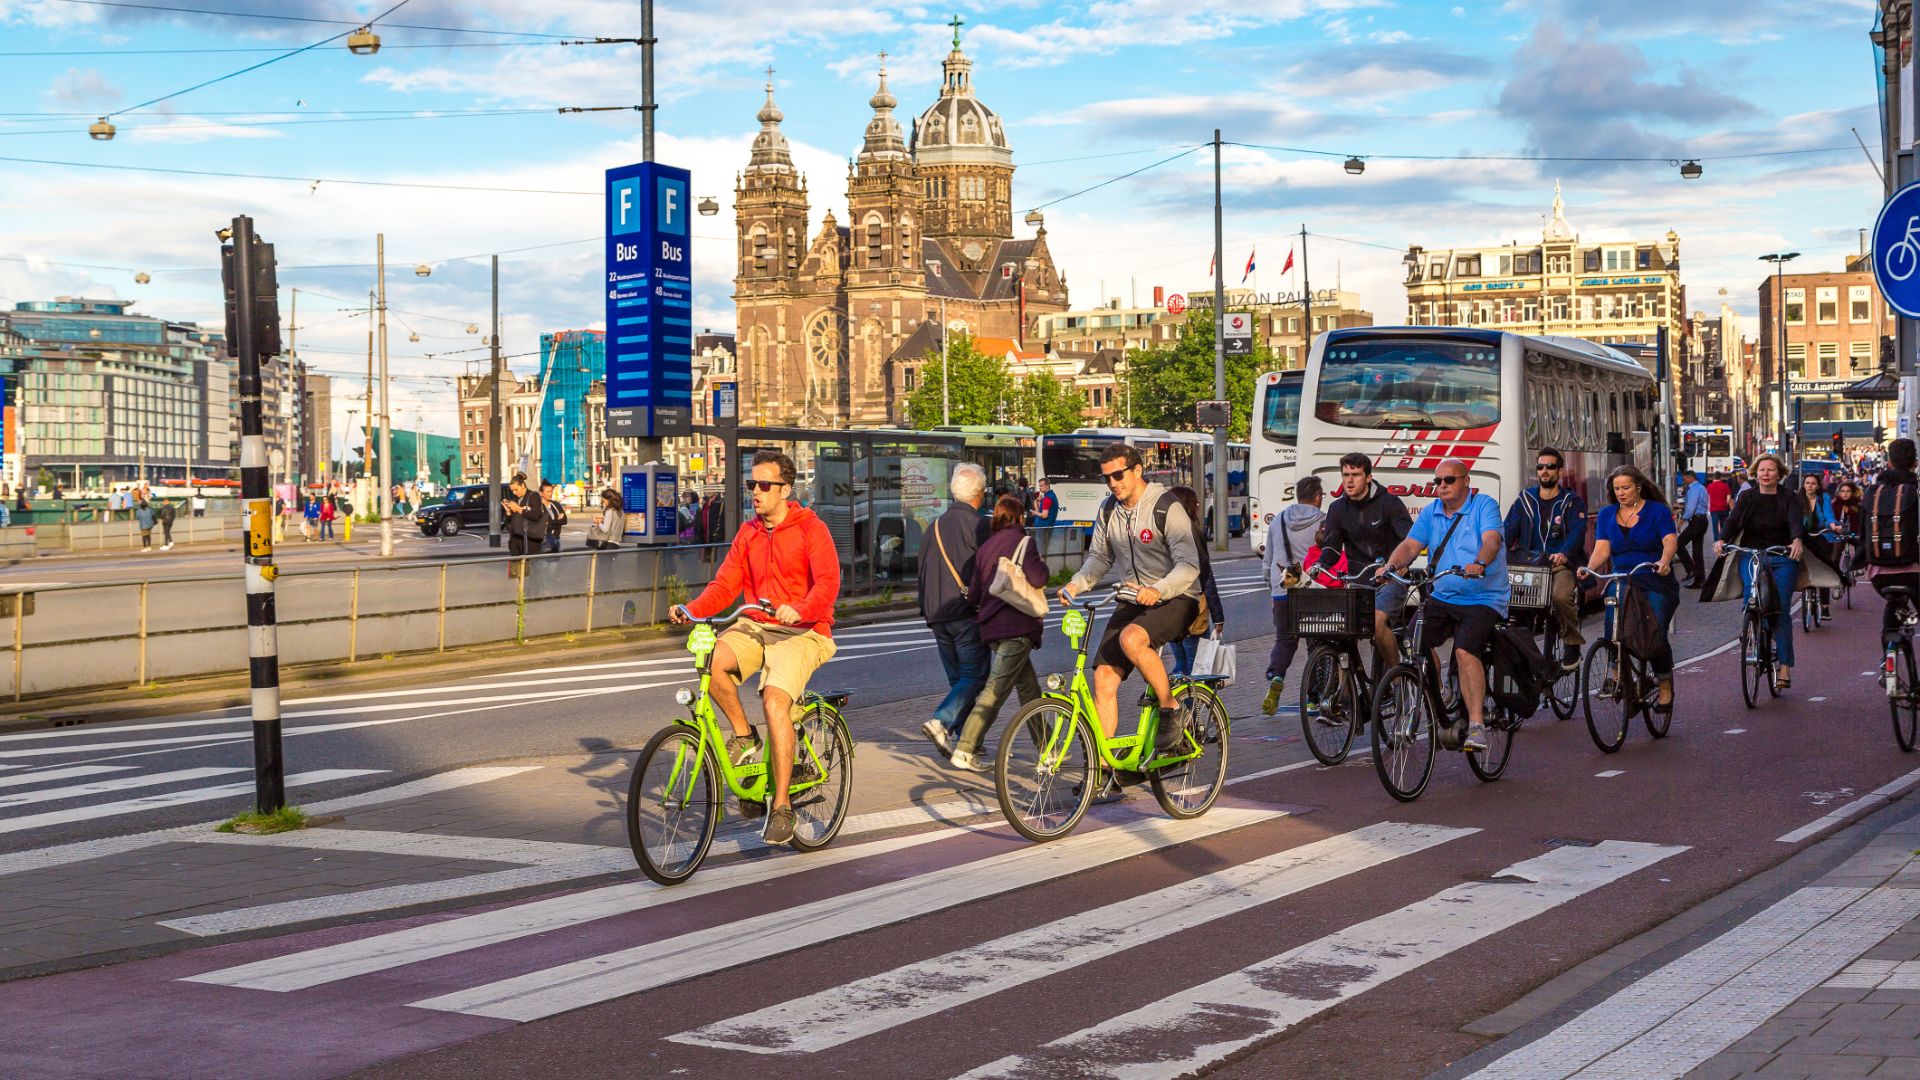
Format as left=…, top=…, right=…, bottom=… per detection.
left=1502, top=446, right=1587, bottom=668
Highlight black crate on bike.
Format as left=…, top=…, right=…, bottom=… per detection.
left=1289, top=586, right=1375, bottom=638
left=1507, top=564, right=1552, bottom=612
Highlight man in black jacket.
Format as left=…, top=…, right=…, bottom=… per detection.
left=1871, top=438, right=1920, bottom=643
left=917, top=463, right=990, bottom=755
left=1316, top=452, right=1414, bottom=668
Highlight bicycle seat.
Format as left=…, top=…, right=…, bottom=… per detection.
left=803, top=689, right=851, bottom=709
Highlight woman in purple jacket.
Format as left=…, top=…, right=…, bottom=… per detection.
left=950, top=495, right=1049, bottom=772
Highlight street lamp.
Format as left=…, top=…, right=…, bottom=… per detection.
left=697, top=196, right=719, bottom=216
left=414, top=264, right=431, bottom=278
left=88, top=117, right=114, bottom=141
left=347, top=26, right=380, bottom=55
left=1024, top=209, right=1044, bottom=229
left=1759, top=251, right=1801, bottom=458
left=1343, top=156, right=1365, bottom=175
left=1680, top=159, right=1703, bottom=180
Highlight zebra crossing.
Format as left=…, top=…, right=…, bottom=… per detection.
left=150, top=807, right=1687, bottom=1079
left=0, top=761, right=383, bottom=838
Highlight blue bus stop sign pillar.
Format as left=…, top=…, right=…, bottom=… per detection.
left=605, top=162, right=693, bottom=440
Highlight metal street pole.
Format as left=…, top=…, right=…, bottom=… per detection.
left=1210, top=128, right=1227, bottom=552
left=626, top=0, right=665, bottom=467
left=1299, top=224, right=1312, bottom=368
left=364, top=290, right=374, bottom=483
left=377, top=234, right=393, bottom=558
left=488, top=255, right=505, bottom=547
left=286, top=287, right=297, bottom=486
left=941, top=296, right=949, bottom=425
left=1761, top=252, right=1800, bottom=457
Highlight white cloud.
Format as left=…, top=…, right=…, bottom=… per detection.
left=43, top=67, right=120, bottom=110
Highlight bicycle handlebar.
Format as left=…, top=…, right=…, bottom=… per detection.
left=1578, top=565, right=1660, bottom=582
left=1381, top=564, right=1469, bottom=588
left=1721, top=543, right=1795, bottom=557
left=673, top=599, right=775, bottom=626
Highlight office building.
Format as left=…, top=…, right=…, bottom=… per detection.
left=537, top=329, right=604, bottom=487
left=1756, top=253, right=1898, bottom=452
left=299, top=370, right=332, bottom=484
left=456, top=369, right=544, bottom=483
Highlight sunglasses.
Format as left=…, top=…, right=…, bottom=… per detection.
left=1536, top=463, right=1561, bottom=471
left=1433, top=475, right=1464, bottom=486
left=747, top=479, right=787, bottom=493
left=1101, top=468, right=1134, bottom=484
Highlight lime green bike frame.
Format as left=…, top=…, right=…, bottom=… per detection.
left=1034, top=602, right=1216, bottom=773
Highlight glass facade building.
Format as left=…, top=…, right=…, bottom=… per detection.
left=537, top=329, right=604, bottom=486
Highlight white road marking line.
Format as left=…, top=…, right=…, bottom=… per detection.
left=672, top=821, right=1477, bottom=1055
left=959, top=840, right=1686, bottom=1080
left=1723, top=728, right=1746, bottom=735
left=409, top=807, right=1288, bottom=1022
left=180, top=789, right=1004, bottom=960
left=0, top=766, right=246, bottom=808
left=0, top=766, right=538, bottom=877
left=1809, top=696, right=1828, bottom=702
left=0, top=769, right=382, bottom=835
left=1776, top=763, right=1920, bottom=843
left=1466, top=886, right=1920, bottom=1079
left=0, top=765, right=135, bottom=789
left=1595, top=770, right=1624, bottom=778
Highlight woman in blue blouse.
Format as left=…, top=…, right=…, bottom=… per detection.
left=1798, top=470, right=1839, bottom=621
left=1583, top=465, right=1680, bottom=713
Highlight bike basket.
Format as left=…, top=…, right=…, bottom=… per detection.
left=1289, top=586, right=1375, bottom=638
left=1507, top=564, right=1552, bottom=612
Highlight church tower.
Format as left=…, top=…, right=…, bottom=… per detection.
left=845, top=57, right=927, bottom=425
left=912, top=18, right=1014, bottom=273
left=733, top=72, right=809, bottom=422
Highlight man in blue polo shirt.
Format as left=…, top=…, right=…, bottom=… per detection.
left=1379, top=457, right=1510, bottom=752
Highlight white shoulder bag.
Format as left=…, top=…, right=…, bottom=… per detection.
left=989, top=535, right=1050, bottom=618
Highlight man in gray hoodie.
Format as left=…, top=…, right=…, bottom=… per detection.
left=1261, top=475, right=1326, bottom=714
left=1060, top=443, right=1202, bottom=753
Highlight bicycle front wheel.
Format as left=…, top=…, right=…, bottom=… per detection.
left=1467, top=703, right=1517, bottom=782
left=1765, top=615, right=1782, bottom=698
left=1802, top=590, right=1820, bottom=632
left=788, top=706, right=854, bottom=851
left=1894, top=640, right=1919, bottom=752
left=1370, top=665, right=1435, bottom=802
left=1299, top=643, right=1359, bottom=765
left=1151, top=685, right=1229, bottom=819
left=627, top=725, right=721, bottom=886
left=996, top=698, right=1096, bottom=842
left=1739, top=612, right=1763, bottom=709
left=1545, top=628, right=1579, bottom=721
left=1582, top=640, right=1629, bottom=753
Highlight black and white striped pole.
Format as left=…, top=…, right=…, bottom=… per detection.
left=221, top=215, right=286, bottom=812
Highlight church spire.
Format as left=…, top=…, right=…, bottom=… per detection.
left=940, top=13, right=974, bottom=97
left=1543, top=178, right=1574, bottom=241
left=857, top=52, right=908, bottom=164
left=746, top=67, right=794, bottom=174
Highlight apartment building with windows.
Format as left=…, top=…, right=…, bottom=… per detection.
left=1756, top=253, right=1897, bottom=450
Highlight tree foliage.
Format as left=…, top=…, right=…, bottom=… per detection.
left=1008, top=372, right=1084, bottom=435
left=904, top=334, right=1084, bottom=435
left=1121, top=313, right=1268, bottom=441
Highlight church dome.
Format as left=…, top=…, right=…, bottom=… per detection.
left=910, top=22, right=1011, bottom=167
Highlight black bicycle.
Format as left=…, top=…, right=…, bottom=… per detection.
left=1723, top=543, right=1795, bottom=708
left=1576, top=565, right=1670, bottom=753
left=1832, top=530, right=1860, bottom=610
left=1882, top=585, right=1919, bottom=752
left=1507, top=563, right=1581, bottom=720
left=1368, top=567, right=1518, bottom=802
left=1292, top=562, right=1414, bottom=766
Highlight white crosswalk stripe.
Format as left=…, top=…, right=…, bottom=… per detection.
left=0, top=766, right=245, bottom=809
left=957, top=840, right=1685, bottom=1080
left=0, top=768, right=384, bottom=835
left=671, top=820, right=1477, bottom=1055
left=0, top=765, right=136, bottom=789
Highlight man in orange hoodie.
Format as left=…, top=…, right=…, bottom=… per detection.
left=672, top=449, right=841, bottom=844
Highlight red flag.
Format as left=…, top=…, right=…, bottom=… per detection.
left=1207, top=251, right=1215, bottom=276
left=1281, top=246, right=1295, bottom=274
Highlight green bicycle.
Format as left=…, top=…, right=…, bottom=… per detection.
left=626, top=601, right=855, bottom=885
left=994, top=595, right=1231, bottom=843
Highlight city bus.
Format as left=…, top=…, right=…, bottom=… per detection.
left=1295, top=327, right=1657, bottom=525
left=1248, top=368, right=1304, bottom=554
left=930, top=424, right=1038, bottom=494
left=1680, top=424, right=1737, bottom=476
left=1037, top=428, right=1249, bottom=537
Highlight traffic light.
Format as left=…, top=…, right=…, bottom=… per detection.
left=1877, top=425, right=1888, bottom=445
left=220, top=234, right=282, bottom=358
left=1833, top=430, right=1846, bottom=457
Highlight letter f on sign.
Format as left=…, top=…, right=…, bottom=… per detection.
left=619, top=187, right=633, bottom=227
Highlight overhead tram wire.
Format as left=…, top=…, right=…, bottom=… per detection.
left=1024, top=145, right=1203, bottom=214
left=54, top=0, right=575, bottom=38
left=0, top=107, right=637, bottom=138
left=1225, top=139, right=1855, bottom=166
left=1, top=40, right=627, bottom=57
left=0, top=153, right=597, bottom=195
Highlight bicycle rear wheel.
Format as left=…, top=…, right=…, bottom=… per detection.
left=1894, top=640, right=1919, bottom=753
left=1151, top=685, right=1229, bottom=818
left=1802, top=589, right=1820, bottom=631
left=1582, top=640, right=1629, bottom=753
left=996, top=698, right=1096, bottom=842
left=627, top=725, right=721, bottom=886
left=787, top=706, right=854, bottom=851
left=1299, top=643, right=1359, bottom=765
left=1467, top=702, right=1517, bottom=782
left=1370, top=665, right=1435, bottom=802
left=1739, top=612, right=1763, bottom=709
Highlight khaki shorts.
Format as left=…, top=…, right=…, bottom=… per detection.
left=717, top=620, right=837, bottom=703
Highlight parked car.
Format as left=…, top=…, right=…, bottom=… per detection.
left=416, top=484, right=492, bottom=537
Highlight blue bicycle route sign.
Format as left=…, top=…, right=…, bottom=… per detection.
left=1873, top=182, right=1920, bottom=318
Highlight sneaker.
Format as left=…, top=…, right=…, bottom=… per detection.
left=1463, top=723, right=1489, bottom=753
left=726, top=733, right=762, bottom=767
left=1261, top=677, right=1285, bottom=716
left=1560, top=644, right=1581, bottom=670
left=921, top=719, right=955, bottom=756
left=762, top=806, right=797, bottom=844
left=948, top=749, right=992, bottom=774
left=1153, top=702, right=1189, bottom=754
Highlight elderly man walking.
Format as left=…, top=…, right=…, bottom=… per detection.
left=918, top=463, right=991, bottom=756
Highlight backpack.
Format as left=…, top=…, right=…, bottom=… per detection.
left=1869, top=482, right=1919, bottom=568
left=1490, top=624, right=1556, bottom=720
left=1097, top=489, right=1180, bottom=541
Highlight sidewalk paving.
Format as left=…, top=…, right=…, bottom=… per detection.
left=0, top=668, right=1305, bottom=982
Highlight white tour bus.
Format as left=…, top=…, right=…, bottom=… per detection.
left=1248, top=368, right=1304, bottom=555
left=1038, top=428, right=1250, bottom=537
left=1295, top=327, right=1658, bottom=527
left=1680, top=423, right=1738, bottom=476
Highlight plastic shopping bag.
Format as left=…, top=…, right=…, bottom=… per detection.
left=1192, top=631, right=1236, bottom=684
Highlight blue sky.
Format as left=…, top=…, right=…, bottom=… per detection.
left=0, top=0, right=1886, bottom=440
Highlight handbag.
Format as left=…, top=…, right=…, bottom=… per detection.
left=989, top=535, right=1049, bottom=618
left=1192, top=631, right=1237, bottom=683
left=931, top=519, right=969, bottom=600
left=1617, top=583, right=1663, bottom=661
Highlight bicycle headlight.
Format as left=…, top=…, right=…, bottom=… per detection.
left=673, top=688, right=694, bottom=706
left=1046, top=673, right=1066, bottom=692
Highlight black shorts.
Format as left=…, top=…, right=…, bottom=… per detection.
left=1422, top=600, right=1499, bottom=661
left=1096, top=597, right=1201, bottom=678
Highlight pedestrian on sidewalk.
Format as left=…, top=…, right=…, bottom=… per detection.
left=1675, top=469, right=1710, bottom=589
left=540, top=480, right=567, bottom=554
left=1707, top=472, right=1731, bottom=539
left=158, top=498, right=177, bottom=550
left=918, top=463, right=990, bottom=757
left=950, top=494, right=1048, bottom=772
left=1163, top=485, right=1225, bottom=678
left=501, top=473, right=549, bottom=559
left=191, top=491, right=206, bottom=518
left=301, top=495, right=320, bottom=541
left=318, top=493, right=336, bottom=541
left=586, top=488, right=623, bottom=549
left=134, top=498, right=157, bottom=551
left=1027, top=477, right=1059, bottom=556
left=1261, top=475, right=1326, bottom=715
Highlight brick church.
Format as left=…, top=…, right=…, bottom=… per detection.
left=732, top=23, right=1071, bottom=428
